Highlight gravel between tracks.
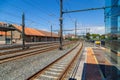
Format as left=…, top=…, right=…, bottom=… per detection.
left=0, top=42, right=77, bottom=80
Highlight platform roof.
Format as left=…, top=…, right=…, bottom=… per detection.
left=0, top=22, right=16, bottom=31
left=0, top=22, right=59, bottom=37
left=13, top=24, right=59, bottom=37
left=0, top=26, right=16, bottom=31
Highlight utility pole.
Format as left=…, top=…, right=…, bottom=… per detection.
left=51, top=25, right=52, bottom=41
left=75, top=20, right=77, bottom=38
left=86, top=28, right=88, bottom=35
left=86, top=28, right=90, bottom=34
left=59, top=0, right=63, bottom=50
left=11, top=31, right=13, bottom=44
left=22, top=13, right=25, bottom=49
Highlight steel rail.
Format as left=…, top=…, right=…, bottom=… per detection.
left=68, top=43, right=84, bottom=79
left=27, top=41, right=83, bottom=80
left=0, top=41, right=76, bottom=64
left=0, top=43, right=59, bottom=56
left=0, top=41, right=59, bottom=50
left=58, top=42, right=83, bottom=79
left=0, top=45, right=58, bottom=64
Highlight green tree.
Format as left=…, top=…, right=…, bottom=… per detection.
left=86, top=32, right=90, bottom=40
left=91, top=34, right=100, bottom=40
left=100, top=35, right=105, bottom=40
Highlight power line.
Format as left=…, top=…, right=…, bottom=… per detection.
left=0, top=10, right=21, bottom=18
left=5, top=0, right=53, bottom=21
left=0, top=0, right=60, bottom=31
left=56, top=0, right=60, bottom=7
left=0, top=11, right=50, bottom=28
left=0, top=10, right=46, bottom=26
left=65, top=0, right=72, bottom=10
left=1, top=20, right=21, bottom=25
left=23, top=0, right=58, bottom=18
left=0, top=9, right=55, bottom=28
left=6, top=0, right=58, bottom=26
left=22, top=2, right=58, bottom=26
left=5, top=1, right=23, bottom=12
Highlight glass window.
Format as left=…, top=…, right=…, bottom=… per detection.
left=118, top=16, right=120, bottom=32
left=118, top=0, right=120, bottom=5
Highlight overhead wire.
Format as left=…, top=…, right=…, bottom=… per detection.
left=0, top=11, right=49, bottom=29
left=56, top=0, right=59, bottom=5
left=62, top=0, right=76, bottom=35
left=0, top=4, right=55, bottom=29
left=22, top=0, right=60, bottom=29
left=2, top=0, right=58, bottom=29
left=33, top=0, right=58, bottom=17
left=23, top=0, right=58, bottom=18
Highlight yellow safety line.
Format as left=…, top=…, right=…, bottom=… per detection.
left=90, top=48, right=105, bottom=79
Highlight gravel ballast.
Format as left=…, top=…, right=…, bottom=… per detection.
left=0, top=42, right=77, bottom=80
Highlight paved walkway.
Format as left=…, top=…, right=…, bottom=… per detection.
left=75, top=47, right=119, bottom=80
left=75, top=48, right=87, bottom=80
left=84, top=48, right=103, bottom=80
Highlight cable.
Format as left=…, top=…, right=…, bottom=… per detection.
left=0, top=10, right=50, bottom=28
left=5, top=0, right=59, bottom=26
left=0, top=0, right=60, bottom=31
left=24, top=1, right=59, bottom=27
left=56, top=0, right=60, bottom=6
left=0, top=10, right=47, bottom=27
left=23, top=0, right=58, bottom=18
left=5, top=1, right=23, bottom=12
left=0, top=10, right=21, bottom=18
left=0, top=9, right=55, bottom=28
left=1, top=19, right=21, bottom=25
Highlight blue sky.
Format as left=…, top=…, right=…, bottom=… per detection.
left=0, top=0, right=105, bottom=34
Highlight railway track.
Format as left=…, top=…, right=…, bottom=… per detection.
left=0, top=41, right=59, bottom=50
left=0, top=42, right=59, bottom=56
left=27, top=42, right=83, bottom=80
left=0, top=41, right=76, bottom=64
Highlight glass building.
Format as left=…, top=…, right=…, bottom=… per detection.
left=105, top=0, right=120, bottom=79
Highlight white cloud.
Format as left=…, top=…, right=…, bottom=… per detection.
left=77, top=26, right=105, bottom=35
left=90, top=26, right=105, bottom=34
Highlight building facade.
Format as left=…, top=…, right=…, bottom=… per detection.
left=105, top=0, right=120, bottom=79
left=0, top=22, right=59, bottom=44
left=105, top=0, right=120, bottom=49
left=105, top=0, right=120, bottom=60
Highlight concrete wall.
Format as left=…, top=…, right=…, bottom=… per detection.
left=12, top=30, right=22, bottom=43
left=0, top=36, right=5, bottom=44
left=0, top=32, right=11, bottom=44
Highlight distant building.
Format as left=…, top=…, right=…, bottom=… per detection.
left=0, top=31, right=11, bottom=44
left=65, top=34, right=76, bottom=39
left=0, top=22, right=59, bottom=44
left=0, top=22, right=14, bottom=44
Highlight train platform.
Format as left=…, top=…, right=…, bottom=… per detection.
left=75, top=47, right=120, bottom=80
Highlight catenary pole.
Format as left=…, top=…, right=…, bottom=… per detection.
left=75, top=20, right=77, bottom=38
left=51, top=25, right=52, bottom=41
left=22, top=13, right=25, bottom=49
left=59, top=0, right=63, bottom=50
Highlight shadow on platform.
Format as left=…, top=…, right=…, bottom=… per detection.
left=82, top=63, right=120, bottom=80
